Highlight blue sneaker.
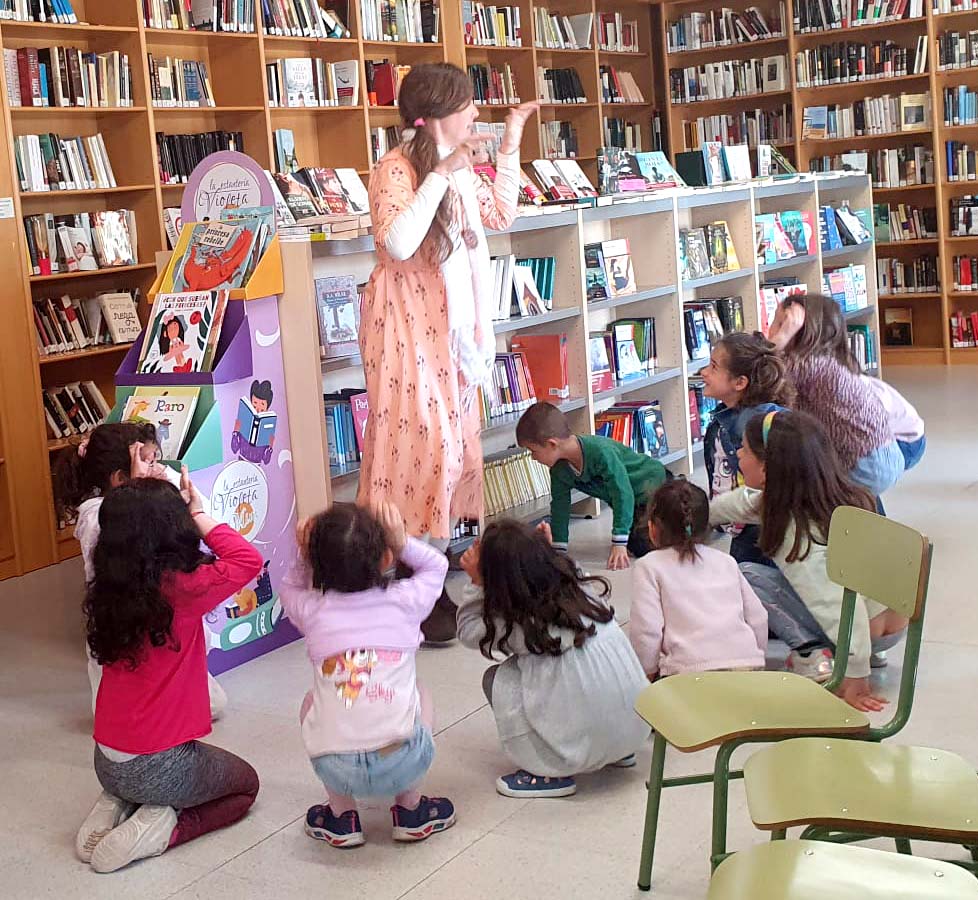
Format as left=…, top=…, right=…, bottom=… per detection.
left=496, top=770, right=577, bottom=798
left=304, top=804, right=365, bottom=848
left=391, top=796, right=456, bottom=842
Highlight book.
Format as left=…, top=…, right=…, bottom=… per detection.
left=584, top=242, right=609, bottom=301
left=588, top=334, right=614, bottom=392
left=315, top=274, right=361, bottom=358
left=237, top=396, right=277, bottom=448
left=170, top=220, right=261, bottom=292
left=701, top=141, right=727, bottom=185
left=634, top=151, right=685, bottom=188
left=722, top=144, right=752, bottom=181
left=682, top=228, right=712, bottom=280
left=97, top=291, right=142, bottom=343
left=707, top=221, right=740, bottom=272
left=163, top=207, right=183, bottom=250
left=530, top=158, right=577, bottom=201
left=272, top=171, right=322, bottom=220
left=121, top=386, right=200, bottom=460
left=90, top=210, right=135, bottom=267
left=601, top=238, right=636, bottom=297
left=510, top=333, right=569, bottom=400
left=137, top=290, right=227, bottom=374
left=553, top=159, right=597, bottom=197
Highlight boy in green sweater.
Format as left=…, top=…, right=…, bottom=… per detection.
left=516, top=402, right=668, bottom=570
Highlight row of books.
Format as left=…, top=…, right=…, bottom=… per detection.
left=820, top=203, right=873, bottom=249
left=801, top=94, right=931, bottom=139
left=666, top=6, right=783, bottom=53
left=469, top=63, right=519, bottom=106
left=533, top=8, right=593, bottom=50
left=794, top=0, right=923, bottom=31
left=483, top=448, right=550, bottom=518
left=144, top=0, right=257, bottom=31
left=952, top=255, right=978, bottom=290
left=596, top=401, right=669, bottom=460
left=599, top=66, right=645, bottom=105
left=946, top=141, right=978, bottom=182
left=949, top=310, right=978, bottom=348
left=589, top=318, right=657, bottom=389
left=369, top=125, right=401, bottom=164
left=883, top=306, right=913, bottom=345
left=688, top=379, right=719, bottom=443
left=32, top=291, right=141, bottom=357
left=540, top=120, right=579, bottom=159
left=43, top=381, right=112, bottom=443
left=682, top=107, right=792, bottom=150
left=937, top=30, right=978, bottom=70
left=488, top=255, right=554, bottom=322
left=756, top=210, right=814, bottom=264
left=584, top=239, right=635, bottom=301
left=596, top=13, right=640, bottom=53
left=265, top=57, right=358, bottom=108
left=0, top=0, right=78, bottom=22
left=874, top=202, right=938, bottom=241
left=679, top=221, right=742, bottom=281
left=462, top=2, right=522, bottom=46
left=669, top=56, right=789, bottom=105
left=823, top=262, right=870, bottom=313
left=271, top=167, right=368, bottom=221
left=944, top=85, right=978, bottom=127
left=811, top=145, right=934, bottom=188
left=147, top=55, right=215, bottom=108
left=603, top=118, right=646, bottom=152
left=24, top=211, right=137, bottom=276
left=679, top=141, right=755, bottom=185
left=794, top=39, right=928, bottom=87
left=5, top=46, right=133, bottom=108
left=878, top=255, right=939, bottom=293
left=359, top=0, right=438, bottom=43
left=684, top=298, right=745, bottom=361
left=847, top=322, right=877, bottom=369
left=481, top=351, right=537, bottom=423
left=934, top=0, right=978, bottom=11
left=364, top=59, right=412, bottom=107
left=537, top=67, right=587, bottom=105
left=950, top=195, right=978, bottom=236
left=15, top=132, right=116, bottom=193
left=262, top=0, right=351, bottom=37
left=524, top=156, right=596, bottom=200
left=325, top=389, right=368, bottom=472
left=157, top=130, right=244, bottom=185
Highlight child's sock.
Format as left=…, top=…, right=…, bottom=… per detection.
left=327, top=793, right=357, bottom=815
left=394, top=789, right=422, bottom=810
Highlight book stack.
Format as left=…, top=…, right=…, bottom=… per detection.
left=847, top=322, right=877, bottom=370
left=147, top=55, right=215, bottom=108
left=482, top=448, right=551, bottom=517
left=878, top=255, right=939, bottom=292
left=822, top=263, right=869, bottom=312
left=480, top=352, right=537, bottom=425
left=365, top=60, right=412, bottom=106
left=874, top=202, right=938, bottom=241
left=531, top=158, right=596, bottom=199
left=43, top=381, right=111, bottom=443
left=469, top=63, right=520, bottom=105
left=801, top=94, right=930, bottom=139
left=670, top=55, right=787, bottom=104
left=370, top=126, right=403, bottom=164
left=157, top=131, right=244, bottom=185
left=597, top=12, right=640, bottom=52
left=359, top=0, right=439, bottom=42
left=6, top=46, right=133, bottom=107
left=794, top=38, right=928, bottom=87
left=668, top=5, right=783, bottom=51
left=596, top=401, right=669, bottom=459
left=2, top=0, right=79, bottom=22
left=599, top=66, right=645, bottom=104
left=756, top=210, right=815, bottom=263
left=15, top=132, right=116, bottom=192
left=23, top=210, right=137, bottom=276
left=684, top=106, right=792, bottom=150
left=603, top=117, right=644, bottom=151
left=883, top=306, right=913, bottom=344
left=937, top=30, right=978, bottom=69
left=809, top=145, right=933, bottom=188
left=590, top=317, right=657, bottom=388
left=462, top=3, right=523, bottom=46
left=679, top=221, right=741, bottom=281
left=537, top=67, right=587, bottom=104
left=540, top=120, right=579, bottom=158
left=944, top=85, right=978, bottom=126
left=32, top=290, right=141, bottom=357
left=324, top=389, right=369, bottom=473
left=262, top=0, right=351, bottom=37
left=818, top=203, right=873, bottom=249
left=945, top=140, right=978, bottom=181
left=949, top=310, right=978, bottom=347
left=489, top=254, right=554, bottom=321
left=533, top=8, right=592, bottom=49
left=265, top=58, right=359, bottom=107
left=143, top=0, right=257, bottom=31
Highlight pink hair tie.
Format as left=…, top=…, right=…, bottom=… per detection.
left=77, top=439, right=89, bottom=459
left=414, top=117, right=426, bottom=127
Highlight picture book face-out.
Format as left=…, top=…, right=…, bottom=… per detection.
left=138, top=291, right=222, bottom=374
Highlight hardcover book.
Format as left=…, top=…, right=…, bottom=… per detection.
left=137, top=290, right=227, bottom=374
left=122, top=386, right=200, bottom=460
left=315, top=274, right=360, bottom=358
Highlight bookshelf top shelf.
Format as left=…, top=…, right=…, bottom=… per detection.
left=20, top=184, right=157, bottom=198
left=261, top=34, right=360, bottom=46
left=666, top=35, right=788, bottom=59
left=793, top=17, right=927, bottom=40
left=0, top=21, right=140, bottom=38
left=29, top=262, right=157, bottom=284
left=143, top=27, right=259, bottom=41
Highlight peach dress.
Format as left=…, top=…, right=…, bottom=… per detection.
left=356, top=146, right=519, bottom=539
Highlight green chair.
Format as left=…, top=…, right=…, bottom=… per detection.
left=634, top=506, right=933, bottom=891
left=707, top=841, right=978, bottom=899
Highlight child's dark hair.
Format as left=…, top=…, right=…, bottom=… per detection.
left=250, top=379, right=273, bottom=406
left=159, top=314, right=186, bottom=355
left=516, top=401, right=572, bottom=446
left=85, top=479, right=212, bottom=669
left=477, top=519, right=613, bottom=659
left=52, top=421, right=159, bottom=519
left=717, top=332, right=795, bottom=408
left=779, top=294, right=859, bottom=373
left=743, top=410, right=874, bottom=563
left=307, top=503, right=390, bottom=593
left=649, top=479, right=709, bottom=563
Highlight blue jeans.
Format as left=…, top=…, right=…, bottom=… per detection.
left=898, top=435, right=926, bottom=471
left=849, top=440, right=905, bottom=497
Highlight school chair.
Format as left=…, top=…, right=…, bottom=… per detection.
left=707, top=840, right=978, bottom=899
left=634, top=506, right=932, bottom=891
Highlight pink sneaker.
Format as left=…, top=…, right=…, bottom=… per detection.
left=786, top=648, right=834, bottom=683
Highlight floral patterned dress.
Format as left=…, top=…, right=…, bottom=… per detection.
left=356, top=147, right=519, bottom=539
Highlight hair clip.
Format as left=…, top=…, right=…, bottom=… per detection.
left=684, top=524, right=693, bottom=537
left=762, top=410, right=778, bottom=447
left=413, top=117, right=426, bottom=127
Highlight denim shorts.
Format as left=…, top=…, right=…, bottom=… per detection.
left=849, top=440, right=905, bottom=497
left=898, top=435, right=926, bottom=471
left=310, top=719, right=434, bottom=798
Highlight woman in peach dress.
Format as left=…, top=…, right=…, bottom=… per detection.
left=357, top=63, right=538, bottom=641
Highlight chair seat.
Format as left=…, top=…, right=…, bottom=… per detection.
left=707, top=840, right=978, bottom=899
left=634, top=671, right=869, bottom=752
left=745, top=738, right=978, bottom=841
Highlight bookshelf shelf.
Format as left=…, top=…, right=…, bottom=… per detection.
left=143, top=27, right=259, bottom=41
left=261, top=35, right=360, bottom=45
left=10, top=106, right=147, bottom=115
left=361, top=40, right=445, bottom=50
left=586, top=285, right=675, bottom=311
left=875, top=238, right=940, bottom=248
left=0, top=22, right=141, bottom=37
left=599, top=49, right=649, bottom=57
left=486, top=489, right=591, bottom=528
left=152, top=105, right=266, bottom=113
left=38, top=343, right=134, bottom=365
left=20, top=184, right=157, bottom=198
left=795, top=17, right=926, bottom=39
left=269, top=105, right=365, bottom=113
left=880, top=292, right=943, bottom=300
left=795, top=73, right=931, bottom=94
left=934, top=7, right=978, bottom=19
left=872, top=183, right=937, bottom=194
left=533, top=47, right=596, bottom=55
left=844, top=305, right=876, bottom=320
left=593, top=367, right=684, bottom=403
left=683, top=266, right=754, bottom=289
left=822, top=243, right=875, bottom=261
left=666, top=34, right=788, bottom=58
left=671, top=89, right=792, bottom=110
left=28, top=262, right=158, bottom=283
left=492, top=306, right=580, bottom=334
left=759, top=253, right=818, bottom=274
left=686, top=358, right=704, bottom=376
left=659, top=448, right=689, bottom=466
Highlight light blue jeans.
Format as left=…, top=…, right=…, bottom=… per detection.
left=849, top=440, right=905, bottom=498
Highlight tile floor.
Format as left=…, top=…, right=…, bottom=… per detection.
left=2, top=366, right=977, bottom=899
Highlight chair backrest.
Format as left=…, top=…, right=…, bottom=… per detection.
left=826, top=506, right=931, bottom=621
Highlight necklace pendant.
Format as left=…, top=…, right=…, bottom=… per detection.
left=461, top=227, right=478, bottom=249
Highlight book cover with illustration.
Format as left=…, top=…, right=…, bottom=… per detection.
left=170, top=220, right=260, bottom=292
left=634, top=151, right=685, bottom=188
left=122, top=386, right=200, bottom=460
left=315, top=274, right=360, bottom=358
left=601, top=238, right=636, bottom=297
left=137, top=291, right=227, bottom=374
left=350, top=391, right=370, bottom=453
left=584, top=242, right=609, bottom=301
left=98, top=291, right=142, bottom=343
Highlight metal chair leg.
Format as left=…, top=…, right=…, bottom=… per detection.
left=895, top=838, right=913, bottom=855
left=710, top=741, right=739, bottom=872
left=771, top=829, right=787, bottom=841
left=638, top=732, right=668, bottom=892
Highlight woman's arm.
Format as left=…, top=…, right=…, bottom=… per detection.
left=375, top=159, right=450, bottom=262
left=474, top=150, right=520, bottom=232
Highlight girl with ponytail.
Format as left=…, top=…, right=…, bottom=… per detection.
left=700, top=331, right=794, bottom=565
left=628, top=479, right=767, bottom=680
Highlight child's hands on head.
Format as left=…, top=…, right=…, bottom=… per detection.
left=374, top=500, right=407, bottom=555
left=460, top=541, right=482, bottom=585
left=535, top=521, right=553, bottom=544
left=768, top=300, right=805, bottom=350
left=180, top=465, right=204, bottom=515
left=607, top=545, right=630, bottom=571
left=129, top=442, right=155, bottom=479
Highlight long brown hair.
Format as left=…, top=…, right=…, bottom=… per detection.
left=743, top=410, right=874, bottom=562
left=649, top=479, right=708, bottom=563
left=717, top=332, right=795, bottom=408
left=397, top=63, right=473, bottom=263
left=779, top=293, right=859, bottom=373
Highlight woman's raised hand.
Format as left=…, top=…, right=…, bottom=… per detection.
left=435, top=134, right=496, bottom=176
left=499, top=101, right=541, bottom=154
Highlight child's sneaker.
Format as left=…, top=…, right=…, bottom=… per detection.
left=305, top=804, right=365, bottom=848
left=75, top=791, right=137, bottom=862
left=496, top=770, right=577, bottom=798
left=90, top=804, right=177, bottom=873
left=786, top=648, right=834, bottom=683
left=870, top=651, right=888, bottom=668
left=391, top=796, right=456, bottom=842
left=609, top=754, right=637, bottom=769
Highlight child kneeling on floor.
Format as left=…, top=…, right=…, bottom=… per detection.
left=280, top=501, right=454, bottom=848
left=457, top=520, right=650, bottom=798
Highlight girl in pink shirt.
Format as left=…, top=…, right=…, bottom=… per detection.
left=629, top=479, right=768, bottom=678
left=76, top=475, right=262, bottom=873
left=280, top=501, right=454, bottom=849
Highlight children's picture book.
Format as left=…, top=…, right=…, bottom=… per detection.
left=137, top=291, right=227, bottom=374
left=588, top=334, right=614, bottom=392
left=350, top=391, right=370, bottom=453
left=707, top=221, right=740, bottom=271
left=122, top=386, right=200, bottom=460
left=315, top=274, right=360, bottom=358
left=601, top=238, right=636, bottom=296
left=722, top=144, right=752, bottom=182
left=702, top=142, right=727, bottom=185
left=634, top=151, right=685, bottom=188
left=553, top=159, right=598, bottom=197
left=171, top=220, right=260, bottom=292
left=584, top=242, right=609, bottom=301
left=777, top=210, right=810, bottom=255
left=97, top=291, right=142, bottom=343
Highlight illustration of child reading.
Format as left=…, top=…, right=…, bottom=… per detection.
left=159, top=313, right=192, bottom=373
left=232, top=379, right=277, bottom=465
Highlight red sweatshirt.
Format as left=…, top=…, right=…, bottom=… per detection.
left=93, top=525, right=263, bottom=755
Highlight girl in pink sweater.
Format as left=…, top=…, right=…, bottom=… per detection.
left=629, top=479, right=768, bottom=678
left=280, top=501, right=454, bottom=848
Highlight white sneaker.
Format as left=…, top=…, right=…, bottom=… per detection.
left=870, top=651, right=888, bottom=668
left=786, top=648, right=834, bottom=684
left=75, top=791, right=137, bottom=862
left=90, top=804, right=177, bottom=873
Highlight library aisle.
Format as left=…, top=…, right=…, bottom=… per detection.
left=0, top=365, right=975, bottom=899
